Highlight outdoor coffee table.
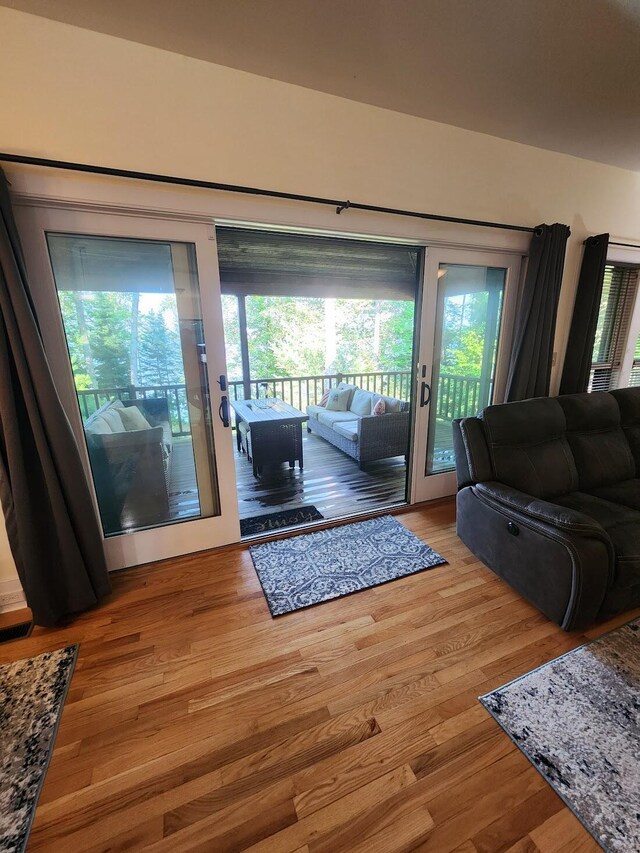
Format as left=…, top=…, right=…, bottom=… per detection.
left=230, top=398, right=308, bottom=478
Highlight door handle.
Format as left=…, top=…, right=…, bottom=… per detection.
left=420, top=382, right=431, bottom=407
left=218, top=395, right=230, bottom=427
left=217, top=374, right=227, bottom=391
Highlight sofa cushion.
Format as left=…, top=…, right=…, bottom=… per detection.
left=589, top=479, right=640, bottom=511
left=554, top=491, right=640, bottom=591
left=100, top=406, right=126, bottom=432
left=336, top=383, right=357, bottom=408
left=119, top=405, right=152, bottom=431
left=557, top=392, right=635, bottom=490
left=333, top=420, right=359, bottom=442
left=350, top=388, right=374, bottom=416
left=611, top=387, right=640, bottom=474
left=326, top=387, right=352, bottom=411
left=372, top=397, right=385, bottom=416
left=317, top=410, right=358, bottom=427
left=481, top=397, right=578, bottom=500
left=380, top=394, right=402, bottom=413
left=306, top=404, right=325, bottom=420
left=86, top=415, right=112, bottom=435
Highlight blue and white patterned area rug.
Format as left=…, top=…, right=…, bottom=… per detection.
left=0, top=645, right=78, bottom=853
left=249, top=514, right=447, bottom=616
left=480, top=618, right=640, bottom=853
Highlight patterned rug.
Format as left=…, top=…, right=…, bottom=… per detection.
left=249, top=514, right=447, bottom=616
left=480, top=618, right=640, bottom=853
left=240, top=505, right=324, bottom=537
left=0, top=646, right=78, bottom=853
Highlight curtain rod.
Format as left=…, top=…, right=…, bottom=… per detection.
left=0, top=152, right=537, bottom=235
left=609, top=241, right=640, bottom=249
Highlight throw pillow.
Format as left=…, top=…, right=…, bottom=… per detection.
left=100, top=406, right=125, bottom=432
left=119, top=405, right=152, bottom=431
left=372, top=397, right=386, bottom=416
left=350, top=388, right=373, bottom=416
left=326, top=387, right=352, bottom=412
left=319, top=389, right=330, bottom=407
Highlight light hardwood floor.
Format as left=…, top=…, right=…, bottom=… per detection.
left=2, top=501, right=635, bottom=852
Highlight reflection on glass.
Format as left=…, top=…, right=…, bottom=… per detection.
left=426, top=264, right=506, bottom=475
left=47, top=234, right=220, bottom=535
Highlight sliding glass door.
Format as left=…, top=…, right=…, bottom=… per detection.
left=17, top=208, right=240, bottom=568
left=411, top=248, right=521, bottom=502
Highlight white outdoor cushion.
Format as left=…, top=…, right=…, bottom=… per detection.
left=100, top=406, right=126, bottom=432
left=333, top=420, right=359, bottom=442
left=85, top=416, right=112, bottom=435
left=336, top=382, right=357, bottom=407
left=326, top=387, right=352, bottom=411
left=349, top=388, right=374, bottom=416
left=306, top=404, right=325, bottom=419
left=317, top=410, right=358, bottom=427
left=119, top=405, right=152, bottom=431
left=380, top=395, right=402, bottom=413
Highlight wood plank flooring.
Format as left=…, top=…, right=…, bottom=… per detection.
left=2, top=501, right=635, bottom=852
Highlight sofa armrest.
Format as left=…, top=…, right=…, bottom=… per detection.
left=459, top=482, right=615, bottom=629
left=475, top=481, right=608, bottom=538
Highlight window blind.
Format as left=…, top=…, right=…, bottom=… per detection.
left=589, top=264, right=639, bottom=392
left=215, top=228, right=421, bottom=300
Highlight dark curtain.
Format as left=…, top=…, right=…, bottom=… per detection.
left=0, top=169, right=110, bottom=626
left=505, top=223, right=571, bottom=401
left=559, top=234, right=609, bottom=395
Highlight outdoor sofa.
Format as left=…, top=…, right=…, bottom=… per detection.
left=453, top=388, right=640, bottom=630
left=84, top=397, right=173, bottom=533
left=306, top=382, right=410, bottom=467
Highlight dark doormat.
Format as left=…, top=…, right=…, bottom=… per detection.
left=249, top=514, right=447, bottom=616
left=240, top=505, right=324, bottom=537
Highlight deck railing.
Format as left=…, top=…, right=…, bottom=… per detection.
left=227, top=370, right=413, bottom=412
left=77, top=383, right=191, bottom=436
left=77, top=371, right=486, bottom=437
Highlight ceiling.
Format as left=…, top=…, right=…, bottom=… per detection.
left=4, top=0, right=640, bottom=171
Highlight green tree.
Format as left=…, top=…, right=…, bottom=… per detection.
left=137, top=306, right=184, bottom=386
left=88, top=292, right=132, bottom=388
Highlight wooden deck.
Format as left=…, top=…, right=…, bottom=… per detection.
left=168, top=432, right=408, bottom=527
left=234, top=431, right=407, bottom=523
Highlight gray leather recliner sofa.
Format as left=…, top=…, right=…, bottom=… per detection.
left=453, top=387, right=640, bottom=630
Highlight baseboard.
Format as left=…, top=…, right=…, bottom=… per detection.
left=0, top=578, right=27, bottom=613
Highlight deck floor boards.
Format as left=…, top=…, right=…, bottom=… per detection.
left=169, top=432, right=409, bottom=525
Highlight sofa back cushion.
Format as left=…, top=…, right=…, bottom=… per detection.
left=119, top=405, right=152, bottom=431
left=350, top=388, right=374, bottom=416
left=481, top=397, right=578, bottom=499
left=611, top=387, right=640, bottom=474
left=557, top=391, right=635, bottom=490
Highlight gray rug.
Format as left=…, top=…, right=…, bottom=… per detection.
left=249, top=514, right=447, bottom=616
left=480, top=618, right=640, bottom=853
left=0, top=645, right=78, bottom=853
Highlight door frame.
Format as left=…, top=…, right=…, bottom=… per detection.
left=16, top=204, right=241, bottom=569
left=410, top=246, right=524, bottom=503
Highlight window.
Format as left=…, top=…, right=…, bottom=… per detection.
left=589, top=264, right=639, bottom=392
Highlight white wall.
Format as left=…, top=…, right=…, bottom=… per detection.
left=0, top=6, right=639, bottom=579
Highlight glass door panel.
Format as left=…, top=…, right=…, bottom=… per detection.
left=47, top=234, right=220, bottom=536
left=426, top=264, right=505, bottom=475
left=16, top=206, right=240, bottom=569
left=411, top=248, right=521, bottom=503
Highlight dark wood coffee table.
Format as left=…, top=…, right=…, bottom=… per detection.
left=230, top=398, right=308, bottom=478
